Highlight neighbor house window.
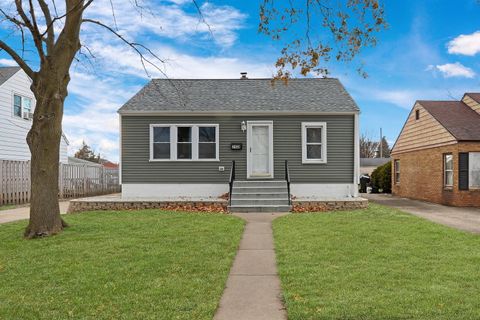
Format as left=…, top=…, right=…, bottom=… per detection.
left=415, top=109, right=420, bottom=120
left=394, top=160, right=400, bottom=184
left=150, top=124, right=219, bottom=161
left=301, top=122, right=327, bottom=164
left=13, top=94, right=32, bottom=119
left=444, top=154, right=453, bottom=188
left=469, top=152, right=480, bottom=189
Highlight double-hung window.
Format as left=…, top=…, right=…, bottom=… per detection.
left=301, top=122, right=327, bottom=164
left=469, top=152, right=480, bottom=189
left=198, top=126, right=217, bottom=159
left=177, top=127, right=192, bottom=159
left=152, top=126, right=171, bottom=159
left=394, top=160, right=400, bottom=184
left=444, top=154, right=453, bottom=188
left=13, top=94, right=32, bottom=119
left=150, top=124, right=219, bottom=161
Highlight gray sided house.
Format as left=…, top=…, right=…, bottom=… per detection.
left=118, top=77, right=360, bottom=209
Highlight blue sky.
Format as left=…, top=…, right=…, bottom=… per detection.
left=1, top=0, right=480, bottom=161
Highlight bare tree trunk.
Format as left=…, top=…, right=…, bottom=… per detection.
left=24, top=67, right=70, bottom=238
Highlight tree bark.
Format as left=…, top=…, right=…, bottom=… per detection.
left=24, top=66, right=70, bottom=238
left=23, top=0, right=83, bottom=238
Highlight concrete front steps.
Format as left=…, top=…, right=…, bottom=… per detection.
left=229, top=180, right=291, bottom=213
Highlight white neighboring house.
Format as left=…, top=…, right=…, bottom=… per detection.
left=0, top=66, right=69, bottom=162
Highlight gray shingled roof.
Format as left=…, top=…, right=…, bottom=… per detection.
left=360, top=158, right=391, bottom=167
left=0, top=66, right=21, bottom=86
left=118, top=78, right=359, bottom=113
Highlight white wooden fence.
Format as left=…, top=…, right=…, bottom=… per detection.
left=0, top=160, right=121, bottom=205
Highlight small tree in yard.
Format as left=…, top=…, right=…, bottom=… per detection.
left=380, top=136, right=391, bottom=158
left=0, top=0, right=385, bottom=238
left=371, top=162, right=392, bottom=193
left=74, top=141, right=100, bottom=163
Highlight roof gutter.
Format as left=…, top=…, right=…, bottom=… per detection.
left=117, top=110, right=360, bottom=116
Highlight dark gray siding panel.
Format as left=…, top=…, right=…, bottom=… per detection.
left=121, top=115, right=354, bottom=183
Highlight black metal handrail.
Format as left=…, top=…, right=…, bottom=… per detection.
left=229, top=160, right=236, bottom=206
left=285, top=160, right=291, bottom=205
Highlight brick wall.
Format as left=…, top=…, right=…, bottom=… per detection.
left=391, top=142, right=480, bottom=206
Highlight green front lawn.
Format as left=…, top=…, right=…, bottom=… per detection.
left=0, top=210, right=244, bottom=320
left=274, top=204, right=480, bottom=320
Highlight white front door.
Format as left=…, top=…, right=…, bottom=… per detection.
left=247, top=121, right=273, bottom=179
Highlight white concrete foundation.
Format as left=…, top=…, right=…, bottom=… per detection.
left=290, top=183, right=358, bottom=200
left=121, top=183, right=229, bottom=200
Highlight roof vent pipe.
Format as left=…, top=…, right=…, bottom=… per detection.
left=240, top=72, right=248, bottom=79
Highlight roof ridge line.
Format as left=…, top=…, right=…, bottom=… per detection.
left=150, top=77, right=340, bottom=81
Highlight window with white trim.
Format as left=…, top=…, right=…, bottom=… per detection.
left=444, top=154, right=453, bottom=188
left=13, top=94, right=32, bottom=119
left=152, top=126, right=171, bottom=159
left=301, top=122, right=327, bottom=163
left=469, top=152, right=480, bottom=188
left=394, top=159, right=400, bottom=184
left=150, top=124, right=219, bottom=161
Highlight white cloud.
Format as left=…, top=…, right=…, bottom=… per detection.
left=0, top=58, right=18, bottom=66
left=435, top=62, right=475, bottom=78
left=84, top=0, right=246, bottom=48
left=447, top=31, right=480, bottom=56
left=77, top=41, right=273, bottom=79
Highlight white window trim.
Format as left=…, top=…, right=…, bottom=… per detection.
left=301, top=122, right=327, bottom=164
left=12, top=92, right=33, bottom=121
left=394, top=160, right=400, bottom=184
left=469, top=152, right=480, bottom=189
left=444, top=154, right=453, bottom=188
left=149, top=124, right=219, bottom=162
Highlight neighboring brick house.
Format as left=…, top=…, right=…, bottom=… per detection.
left=391, top=93, right=480, bottom=206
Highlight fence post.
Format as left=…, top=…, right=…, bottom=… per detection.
left=83, top=164, right=87, bottom=197
left=27, top=161, right=31, bottom=203
left=0, top=160, right=3, bottom=205
left=59, top=162, right=64, bottom=199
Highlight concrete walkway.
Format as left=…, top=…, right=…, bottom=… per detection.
left=214, top=212, right=288, bottom=320
left=0, top=201, right=70, bottom=224
left=365, top=193, right=480, bottom=233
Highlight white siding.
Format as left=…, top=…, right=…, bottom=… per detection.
left=0, top=69, right=68, bottom=162
left=60, top=136, right=69, bottom=163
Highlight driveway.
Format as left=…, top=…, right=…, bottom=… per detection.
left=0, top=201, right=70, bottom=224
left=365, top=194, right=480, bottom=234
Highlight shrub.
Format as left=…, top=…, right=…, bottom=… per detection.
left=371, top=162, right=392, bottom=193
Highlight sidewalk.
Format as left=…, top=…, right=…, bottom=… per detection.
left=214, top=212, right=288, bottom=320
left=0, top=201, right=70, bottom=224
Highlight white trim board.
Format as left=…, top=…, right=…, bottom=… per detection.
left=353, top=113, right=360, bottom=197
left=122, top=183, right=228, bottom=200
left=119, top=111, right=359, bottom=116
left=301, top=122, right=327, bottom=164
left=246, top=120, right=274, bottom=179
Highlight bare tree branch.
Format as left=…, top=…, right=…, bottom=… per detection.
left=82, top=18, right=168, bottom=78
left=37, top=0, right=55, bottom=53
left=0, top=39, right=34, bottom=77
left=15, top=0, right=45, bottom=59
